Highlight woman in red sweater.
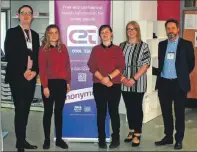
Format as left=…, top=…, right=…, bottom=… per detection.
left=88, top=25, right=125, bottom=149
left=38, top=24, right=71, bottom=150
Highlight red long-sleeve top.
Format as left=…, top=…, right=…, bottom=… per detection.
left=38, top=44, right=71, bottom=88
left=87, top=43, right=125, bottom=84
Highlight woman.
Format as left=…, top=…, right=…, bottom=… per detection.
left=38, top=24, right=71, bottom=149
left=88, top=25, right=125, bottom=149
left=120, top=21, right=151, bottom=146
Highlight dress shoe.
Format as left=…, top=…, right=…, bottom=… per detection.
left=98, top=141, right=107, bottom=149
left=56, top=139, right=68, bottom=149
left=174, top=142, right=182, bottom=150
left=24, top=140, right=38, bottom=149
left=109, top=140, right=120, bottom=149
left=17, top=148, right=25, bottom=152
left=155, top=136, right=173, bottom=146
left=43, top=139, right=50, bottom=149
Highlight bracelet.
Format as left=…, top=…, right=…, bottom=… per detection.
left=108, top=74, right=112, bottom=81
left=132, top=77, right=137, bottom=82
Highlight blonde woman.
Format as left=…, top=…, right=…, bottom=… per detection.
left=120, top=21, right=151, bottom=146
left=38, top=24, right=71, bottom=149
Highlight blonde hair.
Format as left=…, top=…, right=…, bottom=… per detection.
left=41, top=24, right=62, bottom=51
left=126, top=21, right=141, bottom=42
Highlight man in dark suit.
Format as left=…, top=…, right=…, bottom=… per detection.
left=153, top=19, right=195, bottom=150
left=4, top=5, right=39, bottom=152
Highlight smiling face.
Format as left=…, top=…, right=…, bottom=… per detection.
left=126, top=21, right=141, bottom=42
left=127, top=24, right=137, bottom=39
left=18, top=7, right=33, bottom=25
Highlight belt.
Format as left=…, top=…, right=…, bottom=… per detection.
left=161, top=77, right=177, bottom=81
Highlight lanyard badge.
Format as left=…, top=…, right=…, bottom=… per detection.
left=167, top=52, right=175, bottom=60
left=24, top=30, right=33, bottom=50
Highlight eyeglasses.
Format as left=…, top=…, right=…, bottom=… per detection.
left=127, top=28, right=136, bottom=32
left=20, top=11, right=32, bottom=16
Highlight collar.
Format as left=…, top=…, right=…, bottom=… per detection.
left=101, top=42, right=113, bottom=48
left=168, top=36, right=179, bottom=44
left=49, top=44, right=58, bottom=48
left=19, top=24, right=30, bottom=31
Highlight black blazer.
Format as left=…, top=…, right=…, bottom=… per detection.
left=4, top=25, right=40, bottom=84
left=153, top=38, right=195, bottom=93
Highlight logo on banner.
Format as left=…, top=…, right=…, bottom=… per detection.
left=67, top=25, right=98, bottom=46
left=71, top=66, right=89, bottom=71
left=84, top=106, right=91, bottom=112
left=78, top=73, right=87, bottom=82
left=65, top=87, right=94, bottom=104
left=74, top=106, right=82, bottom=112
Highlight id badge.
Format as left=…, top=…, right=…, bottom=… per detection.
left=27, top=41, right=32, bottom=50
left=167, top=52, right=175, bottom=60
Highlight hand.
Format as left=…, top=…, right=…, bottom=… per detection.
left=122, top=77, right=130, bottom=86
left=44, top=87, right=50, bottom=98
left=24, top=70, right=31, bottom=80
left=106, top=81, right=113, bottom=87
left=127, top=78, right=136, bottom=87
left=101, top=77, right=110, bottom=85
left=27, top=71, right=36, bottom=81
left=67, top=84, right=71, bottom=93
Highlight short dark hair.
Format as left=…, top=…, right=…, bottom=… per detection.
left=18, top=5, right=33, bottom=14
left=165, top=19, right=179, bottom=28
left=99, top=24, right=112, bottom=36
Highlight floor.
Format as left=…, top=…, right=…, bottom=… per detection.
left=1, top=107, right=197, bottom=151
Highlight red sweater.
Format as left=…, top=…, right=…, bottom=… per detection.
left=38, top=44, right=71, bottom=88
left=87, top=44, right=125, bottom=84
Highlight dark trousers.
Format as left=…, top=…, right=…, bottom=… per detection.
left=122, top=91, right=144, bottom=133
left=41, top=79, right=67, bottom=140
left=93, top=83, right=121, bottom=142
left=158, top=78, right=186, bottom=142
left=9, top=79, right=36, bottom=148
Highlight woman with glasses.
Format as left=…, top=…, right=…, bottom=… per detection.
left=88, top=25, right=125, bottom=149
left=120, top=21, right=151, bottom=147
left=39, top=24, right=71, bottom=150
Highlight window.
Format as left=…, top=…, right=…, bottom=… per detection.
left=1, top=11, right=7, bottom=54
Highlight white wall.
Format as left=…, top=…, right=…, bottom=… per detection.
left=1, top=12, right=6, bottom=53
left=139, top=1, right=157, bottom=21
left=111, top=1, right=125, bottom=46
left=49, top=1, right=55, bottom=24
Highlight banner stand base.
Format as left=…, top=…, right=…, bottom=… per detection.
left=54, top=138, right=111, bottom=143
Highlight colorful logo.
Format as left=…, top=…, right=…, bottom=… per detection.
left=67, top=25, right=98, bottom=46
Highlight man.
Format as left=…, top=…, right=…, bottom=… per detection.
left=4, top=5, right=39, bottom=152
left=153, top=19, right=195, bottom=150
